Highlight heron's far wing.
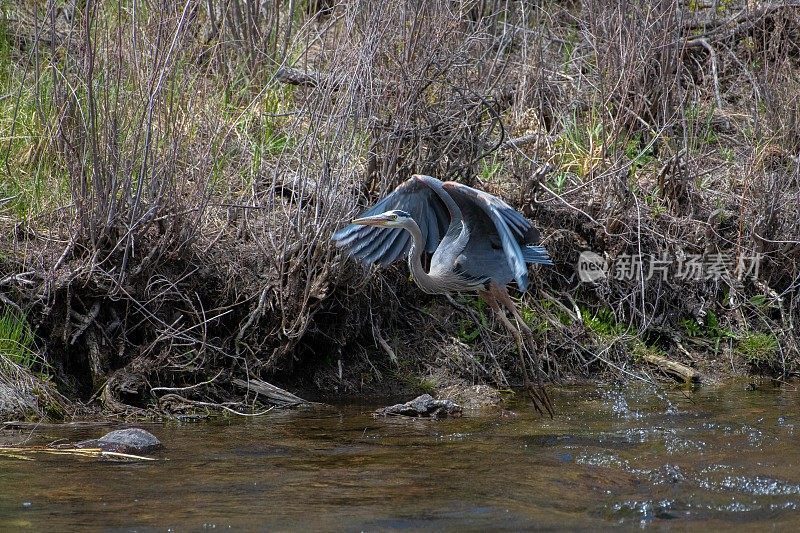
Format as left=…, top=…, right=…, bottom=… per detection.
left=443, top=182, right=532, bottom=291
left=492, top=200, right=541, bottom=246
left=522, top=245, right=553, bottom=265
left=469, top=187, right=532, bottom=240
left=332, top=175, right=451, bottom=266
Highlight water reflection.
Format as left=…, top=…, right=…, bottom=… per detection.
left=1, top=381, right=799, bottom=529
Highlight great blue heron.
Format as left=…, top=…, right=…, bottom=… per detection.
left=333, top=174, right=553, bottom=415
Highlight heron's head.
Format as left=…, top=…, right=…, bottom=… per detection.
left=351, top=209, right=412, bottom=228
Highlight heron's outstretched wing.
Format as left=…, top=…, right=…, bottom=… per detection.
left=522, top=245, right=552, bottom=265
left=332, top=175, right=452, bottom=266
left=443, top=182, right=550, bottom=291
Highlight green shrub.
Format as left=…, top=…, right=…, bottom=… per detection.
left=0, top=309, right=35, bottom=368
left=583, top=306, right=625, bottom=337
left=736, top=333, right=779, bottom=370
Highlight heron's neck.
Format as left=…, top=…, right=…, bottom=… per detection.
left=405, top=219, right=441, bottom=294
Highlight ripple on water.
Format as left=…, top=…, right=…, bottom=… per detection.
left=3, top=382, right=800, bottom=530
left=699, top=474, right=800, bottom=496
left=608, top=426, right=706, bottom=454
left=607, top=499, right=679, bottom=524
left=650, top=464, right=687, bottom=485
left=575, top=451, right=629, bottom=469
left=601, top=389, right=645, bottom=420
left=574, top=451, right=654, bottom=481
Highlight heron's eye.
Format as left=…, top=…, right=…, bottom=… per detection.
left=391, top=214, right=398, bottom=220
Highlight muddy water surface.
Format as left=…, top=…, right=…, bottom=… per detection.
left=1, top=382, right=799, bottom=530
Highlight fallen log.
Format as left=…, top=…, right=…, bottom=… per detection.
left=641, top=353, right=701, bottom=383
left=232, top=378, right=311, bottom=407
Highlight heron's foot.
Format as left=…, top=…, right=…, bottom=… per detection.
left=522, top=375, right=554, bottom=419
left=519, top=336, right=554, bottom=418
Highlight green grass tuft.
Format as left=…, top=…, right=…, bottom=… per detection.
left=630, top=340, right=666, bottom=363
left=736, top=332, right=779, bottom=369
left=582, top=306, right=625, bottom=337
left=554, top=111, right=607, bottom=179
left=520, top=302, right=548, bottom=335
left=478, top=156, right=504, bottom=182
left=0, top=309, right=36, bottom=368
left=455, top=296, right=489, bottom=344
left=680, top=311, right=736, bottom=355
left=624, top=133, right=655, bottom=171
left=0, top=19, right=68, bottom=220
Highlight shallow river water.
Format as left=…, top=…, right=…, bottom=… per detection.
left=1, top=381, right=799, bottom=530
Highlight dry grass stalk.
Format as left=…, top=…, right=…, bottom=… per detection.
left=0, top=446, right=155, bottom=461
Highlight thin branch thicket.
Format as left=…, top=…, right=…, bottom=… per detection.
left=0, top=1, right=798, bottom=417
left=3, top=0, right=528, bottom=411
left=523, top=0, right=800, bottom=378
left=225, top=0, right=553, bottom=383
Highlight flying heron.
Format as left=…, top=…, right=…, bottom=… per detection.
left=332, top=174, right=553, bottom=415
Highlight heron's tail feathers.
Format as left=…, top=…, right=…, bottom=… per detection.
left=522, top=245, right=553, bottom=265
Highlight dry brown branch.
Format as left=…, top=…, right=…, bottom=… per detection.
left=683, top=3, right=800, bottom=42
left=641, top=353, right=702, bottom=383
left=232, top=378, right=311, bottom=407
left=274, top=66, right=342, bottom=89
left=684, top=38, right=723, bottom=108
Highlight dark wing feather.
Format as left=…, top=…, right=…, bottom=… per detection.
left=443, top=182, right=540, bottom=291
left=522, top=245, right=552, bottom=265
left=358, top=227, right=403, bottom=264
left=332, top=175, right=451, bottom=266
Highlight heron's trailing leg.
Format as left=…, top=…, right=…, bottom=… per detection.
left=492, top=284, right=554, bottom=417
left=479, top=284, right=553, bottom=417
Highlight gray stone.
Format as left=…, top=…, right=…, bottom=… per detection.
left=374, top=394, right=462, bottom=419
left=436, top=384, right=502, bottom=410
left=76, top=428, right=161, bottom=454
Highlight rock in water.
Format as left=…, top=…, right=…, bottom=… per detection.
left=76, top=428, right=161, bottom=454
left=374, top=394, right=462, bottom=419
left=436, top=384, right=502, bottom=410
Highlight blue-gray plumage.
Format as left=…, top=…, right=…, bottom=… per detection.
left=332, top=174, right=554, bottom=416
left=332, top=175, right=551, bottom=291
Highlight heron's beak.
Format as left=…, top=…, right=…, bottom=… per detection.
left=351, top=214, right=392, bottom=226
